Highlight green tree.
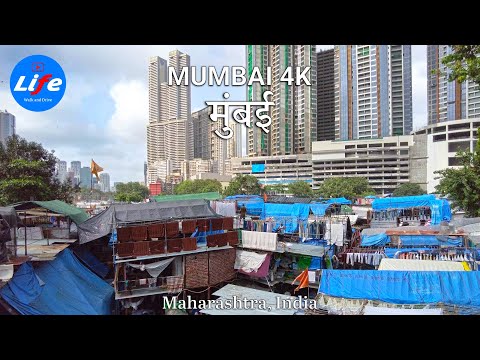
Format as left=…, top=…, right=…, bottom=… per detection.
left=287, top=181, right=313, bottom=197
left=114, top=182, right=149, bottom=203
left=174, top=179, right=222, bottom=195
left=0, top=135, right=78, bottom=205
left=317, top=177, right=375, bottom=199
left=265, top=184, right=287, bottom=194
left=392, top=183, right=426, bottom=197
left=441, top=45, right=480, bottom=85
left=223, top=174, right=262, bottom=196
left=435, top=128, right=480, bottom=217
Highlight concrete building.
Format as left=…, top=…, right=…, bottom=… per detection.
left=147, top=159, right=172, bottom=184
left=181, top=158, right=215, bottom=180
left=427, top=45, right=480, bottom=124
left=147, top=50, right=193, bottom=183
left=230, top=154, right=313, bottom=186
left=246, top=45, right=317, bottom=156
left=99, top=172, right=110, bottom=192
left=80, top=167, right=92, bottom=188
left=0, top=110, right=15, bottom=146
left=144, top=161, right=147, bottom=186
left=190, top=172, right=232, bottom=189
left=334, top=45, right=412, bottom=140
left=312, top=136, right=414, bottom=195
left=70, top=161, right=81, bottom=185
left=317, top=49, right=335, bottom=141
left=411, top=118, right=480, bottom=193
left=56, top=160, right=67, bottom=183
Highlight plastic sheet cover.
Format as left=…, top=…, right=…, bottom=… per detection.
left=310, top=204, right=332, bottom=216
left=319, top=270, right=480, bottom=307
left=326, top=197, right=352, bottom=205
left=361, top=233, right=391, bottom=247
left=372, top=195, right=436, bottom=210
left=0, top=249, right=114, bottom=315
left=399, top=235, right=462, bottom=246
left=262, top=203, right=310, bottom=233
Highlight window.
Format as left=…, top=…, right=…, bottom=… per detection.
left=400, top=150, right=408, bottom=155
left=345, top=145, right=355, bottom=149
left=369, top=143, right=382, bottom=148
left=384, top=143, right=396, bottom=147
left=433, top=134, right=446, bottom=142
left=449, top=122, right=471, bottom=131
left=357, top=144, right=367, bottom=148
left=448, top=157, right=462, bottom=166
left=448, top=141, right=470, bottom=153
left=433, top=126, right=446, bottom=134
left=400, top=142, right=409, bottom=146
left=448, top=131, right=471, bottom=140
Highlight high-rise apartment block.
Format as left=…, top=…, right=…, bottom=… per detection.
left=316, top=49, right=335, bottom=141
left=147, top=50, right=193, bottom=184
left=0, top=110, right=15, bottom=146
left=427, top=45, right=480, bottom=124
left=334, top=45, right=412, bottom=140
left=246, top=45, right=317, bottom=156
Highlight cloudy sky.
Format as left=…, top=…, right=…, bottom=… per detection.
left=0, top=45, right=428, bottom=183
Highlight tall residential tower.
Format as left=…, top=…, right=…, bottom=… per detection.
left=427, top=45, right=480, bottom=124
left=316, top=49, right=335, bottom=141
left=147, top=50, right=193, bottom=183
left=246, top=45, right=317, bottom=156
left=0, top=110, right=15, bottom=146
left=334, top=45, right=412, bottom=140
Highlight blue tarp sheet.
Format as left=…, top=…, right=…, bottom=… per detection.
left=73, top=247, right=110, bottom=279
left=319, top=270, right=480, bottom=307
left=372, top=195, right=451, bottom=225
left=327, top=197, right=352, bottom=205
left=245, top=202, right=264, bottom=216
left=225, top=195, right=265, bottom=216
left=399, top=235, right=462, bottom=247
left=0, top=249, right=114, bottom=315
left=361, top=233, right=391, bottom=246
left=384, top=247, right=432, bottom=258
left=372, top=194, right=436, bottom=210
left=310, top=204, right=332, bottom=216
left=262, top=203, right=310, bottom=233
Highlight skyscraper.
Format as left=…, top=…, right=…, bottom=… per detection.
left=70, top=161, right=81, bottom=186
left=191, top=106, right=232, bottom=176
left=334, top=45, right=412, bottom=140
left=56, top=160, right=67, bottom=183
left=246, top=45, right=317, bottom=156
left=316, top=49, right=335, bottom=141
left=147, top=50, right=193, bottom=183
left=427, top=45, right=480, bottom=124
left=80, top=166, right=92, bottom=188
left=99, top=172, right=110, bottom=192
left=0, top=110, right=15, bottom=146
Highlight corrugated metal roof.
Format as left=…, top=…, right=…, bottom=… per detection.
left=200, top=284, right=300, bottom=315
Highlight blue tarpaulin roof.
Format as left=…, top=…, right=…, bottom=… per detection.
left=225, top=195, right=264, bottom=216
left=261, top=203, right=311, bottom=233
left=0, top=248, right=114, bottom=315
left=361, top=233, right=391, bottom=246
left=400, top=235, right=462, bottom=247
left=372, top=194, right=435, bottom=210
left=372, top=195, right=451, bottom=225
left=319, top=270, right=480, bottom=307
left=310, top=204, right=332, bottom=216
left=73, top=247, right=109, bottom=279
left=326, top=197, right=352, bottom=205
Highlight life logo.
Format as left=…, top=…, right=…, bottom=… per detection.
left=10, top=55, right=66, bottom=112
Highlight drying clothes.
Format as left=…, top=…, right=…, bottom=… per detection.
left=296, top=256, right=312, bottom=270
left=181, top=220, right=197, bottom=234
left=234, top=249, right=268, bottom=273
left=330, top=223, right=344, bottom=246
left=165, top=222, right=179, bottom=238
left=196, top=219, right=210, bottom=232
left=222, top=217, right=234, bottom=231
left=117, top=227, right=131, bottom=242
left=148, top=223, right=164, bottom=238
left=130, top=226, right=148, bottom=241
left=211, top=218, right=224, bottom=231
left=121, top=297, right=144, bottom=310
left=166, top=275, right=183, bottom=293
left=241, top=230, right=277, bottom=251
left=212, top=201, right=236, bottom=217
left=127, top=258, right=175, bottom=278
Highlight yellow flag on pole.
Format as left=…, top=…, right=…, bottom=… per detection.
left=90, top=159, right=104, bottom=180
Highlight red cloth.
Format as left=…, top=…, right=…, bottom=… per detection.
left=130, top=226, right=148, bottom=241
left=165, top=222, right=179, bottom=238
left=238, top=253, right=271, bottom=278
left=181, top=220, right=197, bottom=234
left=117, top=227, right=131, bottom=243
left=222, top=217, right=234, bottom=230
left=148, top=223, right=164, bottom=238
left=211, top=218, right=224, bottom=231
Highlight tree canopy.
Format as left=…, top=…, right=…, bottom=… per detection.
left=0, top=135, right=78, bottom=205
left=392, top=183, right=426, bottom=197
left=114, top=182, right=149, bottom=203
left=287, top=181, right=313, bottom=197
left=174, top=179, right=222, bottom=195
left=223, top=174, right=262, bottom=196
left=435, top=128, right=480, bottom=217
left=441, top=45, right=480, bottom=85
left=317, top=177, right=375, bottom=199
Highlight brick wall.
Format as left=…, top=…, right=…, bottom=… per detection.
left=185, top=253, right=209, bottom=288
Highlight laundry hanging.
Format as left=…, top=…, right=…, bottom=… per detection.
left=241, top=230, right=278, bottom=251
left=127, top=257, right=175, bottom=278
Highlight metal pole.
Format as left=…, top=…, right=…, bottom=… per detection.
left=45, top=208, right=49, bottom=246
left=24, top=211, right=27, bottom=256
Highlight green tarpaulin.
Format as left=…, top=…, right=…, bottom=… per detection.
left=152, top=192, right=221, bottom=202
left=13, top=200, right=89, bottom=225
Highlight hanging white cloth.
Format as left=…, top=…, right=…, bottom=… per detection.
left=330, top=223, right=344, bottom=246
left=214, top=202, right=236, bottom=217
left=127, top=258, right=175, bottom=278
left=234, top=249, right=268, bottom=272
left=241, top=230, right=277, bottom=251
